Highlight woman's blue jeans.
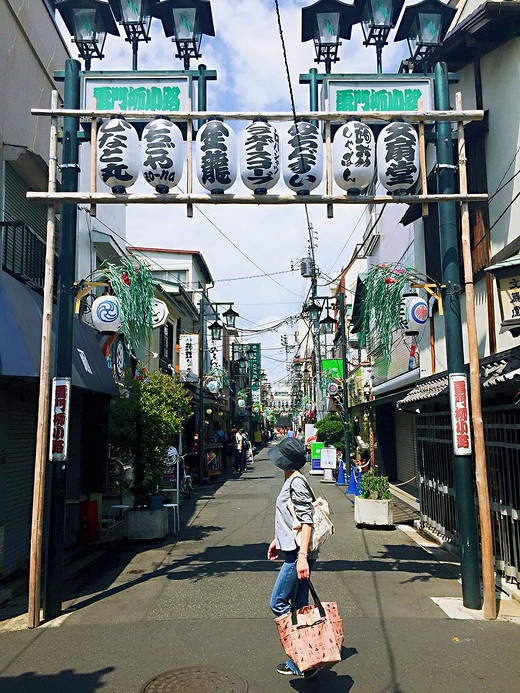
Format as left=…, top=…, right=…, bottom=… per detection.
left=270, top=550, right=316, bottom=673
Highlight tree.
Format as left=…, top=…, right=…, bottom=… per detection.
left=314, top=414, right=345, bottom=449
left=109, top=363, right=193, bottom=507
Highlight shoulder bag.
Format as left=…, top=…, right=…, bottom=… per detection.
left=287, top=473, right=334, bottom=553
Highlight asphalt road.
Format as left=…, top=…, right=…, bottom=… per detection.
left=0, top=447, right=519, bottom=692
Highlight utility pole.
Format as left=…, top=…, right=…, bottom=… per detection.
left=434, top=62, right=481, bottom=610
left=338, top=292, right=350, bottom=472
left=44, top=59, right=80, bottom=620
left=198, top=293, right=206, bottom=486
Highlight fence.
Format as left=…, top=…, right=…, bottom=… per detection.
left=417, top=408, right=520, bottom=587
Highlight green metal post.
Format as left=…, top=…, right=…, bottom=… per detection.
left=434, top=61, right=481, bottom=609
left=309, top=67, right=319, bottom=128
left=198, top=64, right=207, bottom=130
left=339, top=292, right=350, bottom=473
left=44, top=59, right=81, bottom=620
left=198, top=294, right=205, bottom=485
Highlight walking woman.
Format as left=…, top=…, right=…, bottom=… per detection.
left=267, top=437, right=319, bottom=679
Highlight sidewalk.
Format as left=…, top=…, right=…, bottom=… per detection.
left=0, top=446, right=519, bottom=693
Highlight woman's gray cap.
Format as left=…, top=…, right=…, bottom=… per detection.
left=268, top=437, right=306, bottom=470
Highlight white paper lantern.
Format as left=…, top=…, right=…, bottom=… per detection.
left=206, top=379, right=219, bottom=394
left=283, top=121, right=323, bottom=194
left=97, top=118, right=140, bottom=192
left=333, top=121, right=375, bottom=194
left=142, top=119, right=183, bottom=193
left=240, top=120, right=280, bottom=193
left=196, top=120, right=237, bottom=193
left=377, top=121, right=419, bottom=193
left=400, top=293, right=429, bottom=335
left=91, top=295, right=122, bottom=333
left=237, top=398, right=246, bottom=409
left=151, top=299, right=168, bottom=328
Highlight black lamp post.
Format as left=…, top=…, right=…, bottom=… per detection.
left=108, top=0, right=156, bottom=70
left=394, top=0, right=456, bottom=68
left=55, top=0, right=120, bottom=70
left=208, top=319, right=223, bottom=341
left=304, top=299, right=322, bottom=323
left=320, top=311, right=337, bottom=334
left=301, top=0, right=359, bottom=74
left=353, top=0, right=405, bottom=73
left=153, top=0, right=215, bottom=70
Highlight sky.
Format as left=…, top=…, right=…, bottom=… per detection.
left=56, top=0, right=410, bottom=387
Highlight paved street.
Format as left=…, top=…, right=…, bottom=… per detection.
left=0, top=446, right=519, bottom=693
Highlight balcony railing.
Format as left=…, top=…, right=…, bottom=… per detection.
left=1, top=221, right=57, bottom=294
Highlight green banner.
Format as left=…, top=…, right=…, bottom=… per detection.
left=322, top=359, right=343, bottom=378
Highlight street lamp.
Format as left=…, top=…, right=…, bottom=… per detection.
left=394, top=0, right=456, bottom=69
left=246, top=345, right=256, bottom=361
left=153, top=0, right=215, bottom=70
left=222, top=305, right=239, bottom=328
left=236, top=355, right=248, bottom=375
left=208, top=319, right=223, bottom=341
left=304, top=299, right=322, bottom=322
left=353, top=0, right=405, bottom=73
left=320, top=311, right=337, bottom=334
left=55, top=0, right=120, bottom=70
left=301, top=0, right=360, bottom=74
left=108, top=0, right=156, bottom=70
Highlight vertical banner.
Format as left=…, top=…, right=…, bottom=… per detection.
left=49, top=378, right=71, bottom=462
left=179, top=334, right=199, bottom=382
left=449, top=373, right=472, bottom=455
left=207, top=329, right=223, bottom=371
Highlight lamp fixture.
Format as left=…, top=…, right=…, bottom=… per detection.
left=301, top=0, right=360, bottom=73
left=153, top=0, right=215, bottom=70
left=55, top=0, right=120, bottom=70
left=394, top=0, right=456, bottom=69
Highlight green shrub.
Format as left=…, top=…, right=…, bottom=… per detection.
left=359, top=471, right=391, bottom=500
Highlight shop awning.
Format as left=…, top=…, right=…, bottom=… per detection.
left=0, top=270, right=119, bottom=395
left=397, top=346, right=520, bottom=407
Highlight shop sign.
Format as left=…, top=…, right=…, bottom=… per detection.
left=83, top=73, right=190, bottom=113
left=151, top=299, right=168, bottom=329
left=49, top=378, right=71, bottom=462
left=322, top=358, right=343, bottom=378
left=326, top=76, right=433, bottom=116
left=449, top=374, right=472, bottom=456
left=179, top=334, right=199, bottom=382
left=497, top=273, right=520, bottom=329
left=252, top=387, right=261, bottom=404
left=207, top=329, right=223, bottom=370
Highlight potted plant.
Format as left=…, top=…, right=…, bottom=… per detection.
left=109, top=362, right=192, bottom=538
left=354, top=471, right=393, bottom=526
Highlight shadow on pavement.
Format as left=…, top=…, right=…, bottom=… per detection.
left=0, top=667, right=114, bottom=692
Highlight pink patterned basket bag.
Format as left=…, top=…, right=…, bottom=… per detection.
left=275, top=580, right=343, bottom=672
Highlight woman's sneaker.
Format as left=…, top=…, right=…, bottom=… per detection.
left=276, top=662, right=303, bottom=676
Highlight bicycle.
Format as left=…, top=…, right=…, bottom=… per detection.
left=179, top=453, right=193, bottom=499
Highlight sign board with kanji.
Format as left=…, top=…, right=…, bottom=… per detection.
left=322, top=358, right=343, bottom=378
left=449, top=373, right=472, bottom=456
left=179, top=334, right=199, bottom=382
left=49, top=377, right=71, bottom=462
left=82, top=72, right=191, bottom=115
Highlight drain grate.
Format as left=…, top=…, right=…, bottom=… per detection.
left=140, top=667, right=248, bottom=693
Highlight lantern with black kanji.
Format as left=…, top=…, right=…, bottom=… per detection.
left=333, top=120, right=375, bottom=194
left=377, top=121, right=419, bottom=193
left=196, top=119, right=237, bottom=194
left=142, top=118, right=183, bottom=193
left=97, top=117, right=140, bottom=193
left=282, top=120, right=323, bottom=194
left=240, top=120, right=280, bottom=194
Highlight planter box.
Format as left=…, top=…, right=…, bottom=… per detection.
left=354, top=497, right=393, bottom=526
left=127, top=508, right=168, bottom=540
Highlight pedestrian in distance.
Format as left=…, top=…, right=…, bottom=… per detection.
left=231, top=428, right=241, bottom=472
left=267, top=437, right=319, bottom=679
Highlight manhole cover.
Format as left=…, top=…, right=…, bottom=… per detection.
left=140, top=667, right=248, bottom=693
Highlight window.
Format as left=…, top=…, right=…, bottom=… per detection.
left=159, top=322, right=174, bottom=374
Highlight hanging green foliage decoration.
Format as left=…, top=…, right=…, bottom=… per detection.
left=100, top=257, right=155, bottom=354
left=359, top=264, right=417, bottom=360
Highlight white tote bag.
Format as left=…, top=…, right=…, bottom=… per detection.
left=287, top=474, right=334, bottom=553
